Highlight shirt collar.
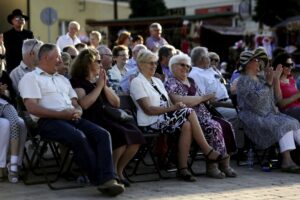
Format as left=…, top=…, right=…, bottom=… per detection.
left=35, top=67, right=59, bottom=76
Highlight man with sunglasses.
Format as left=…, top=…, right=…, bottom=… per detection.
left=10, top=39, right=43, bottom=93
left=4, top=9, right=34, bottom=73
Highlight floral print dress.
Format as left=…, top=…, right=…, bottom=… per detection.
left=165, top=77, right=235, bottom=156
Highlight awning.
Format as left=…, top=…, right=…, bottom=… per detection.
left=273, top=16, right=300, bottom=31
left=202, top=25, right=245, bottom=36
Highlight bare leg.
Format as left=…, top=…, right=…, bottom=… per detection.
left=188, top=111, right=219, bottom=159
left=113, top=146, right=126, bottom=175
left=177, top=121, right=192, bottom=170
left=117, top=144, right=140, bottom=180
left=281, top=151, right=299, bottom=168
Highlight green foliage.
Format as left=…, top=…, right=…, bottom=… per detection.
left=129, top=0, right=168, bottom=18
left=253, top=0, right=300, bottom=27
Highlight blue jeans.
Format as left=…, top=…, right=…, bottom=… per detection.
left=37, top=118, right=115, bottom=185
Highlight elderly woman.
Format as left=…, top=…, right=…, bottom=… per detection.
left=237, top=50, right=300, bottom=173
left=130, top=49, right=226, bottom=182
left=0, top=68, right=27, bottom=183
left=107, top=45, right=129, bottom=94
left=70, top=48, right=145, bottom=187
left=273, top=52, right=300, bottom=122
left=165, top=54, right=237, bottom=178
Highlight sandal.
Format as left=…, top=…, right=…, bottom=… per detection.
left=220, top=167, right=238, bottom=178
left=206, top=163, right=225, bottom=179
left=7, top=163, right=18, bottom=183
left=205, top=148, right=224, bottom=163
left=176, top=167, right=197, bottom=182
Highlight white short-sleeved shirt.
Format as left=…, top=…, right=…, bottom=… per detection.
left=189, top=67, right=229, bottom=100
left=130, top=73, right=170, bottom=126
left=56, top=33, right=81, bottom=50
left=10, top=61, right=33, bottom=93
left=18, top=67, right=77, bottom=120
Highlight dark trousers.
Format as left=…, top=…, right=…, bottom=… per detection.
left=37, top=118, right=115, bottom=185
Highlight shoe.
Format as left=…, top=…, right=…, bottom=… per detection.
left=119, top=178, right=131, bottom=187
left=7, top=163, right=18, bottom=183
left=176, top=168, right=197, bottom=182
left=220, top=167, right=238, bottom=178
left=281, top=166, right=300, bottom=174
left=98, top=179, right=125, bottom=196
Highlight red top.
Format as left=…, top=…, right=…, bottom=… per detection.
left=280, top=76, right=300, bottom=109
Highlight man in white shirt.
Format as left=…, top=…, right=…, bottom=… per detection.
left=188, top=46, right=239, bottom=138
left=10, top=39, right=43, bottom=93
left=18, top=43, right=124, bottom=196
left=56, top=21, right=81, bottom=50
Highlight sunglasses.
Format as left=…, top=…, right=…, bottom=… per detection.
left=70, top=55, right=76, bottom=59
left=29, top=40, right=38, bottom=55
left=283, top=63, right=294, bottom=68
left=176, top=63, right=191, bottom=70
left=210, top=58, right=219, bottom=62
left=95, top=60, right=101, bottom=64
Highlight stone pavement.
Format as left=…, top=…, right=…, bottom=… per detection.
left=1, top=162, right=300, bottom=200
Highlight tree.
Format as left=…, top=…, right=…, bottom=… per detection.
left=253, top=0, right=300, bottom=27
left=129, top=0, right=168, bottom=18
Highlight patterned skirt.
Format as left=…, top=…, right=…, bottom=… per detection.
left=142, top=107, right=193, bottom=134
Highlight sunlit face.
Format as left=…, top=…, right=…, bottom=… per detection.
left=172, top=59, right=191, bottom=81
left=282, top=58, right=294, bottom=76
left=114, top=50, right=128, bottom=66
left=46, top=48, right=62, bottom=74
left=68, top=25, right=79, bottom=36
left=139, top=57, right=158, bottom=77
left=150, top=28, right=162, bottom=39
left=90, top=35, right=100, bottom=47
left=89, top=54, right=102, bottom=77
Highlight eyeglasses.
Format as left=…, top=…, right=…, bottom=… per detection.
left=95, top=60, right=101, bottom=64
left=283, top=62, right=294, bottom=68
left=176, top=63, right=191, bottom=70
left=29, top=40, right=38, bottom=55
left=102, top=54, right=113, bottom=57
left=210, top=58, right=219, bottom=62
left=142, top=61, right=157, bottom=66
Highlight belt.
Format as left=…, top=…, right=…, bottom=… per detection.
left=218, top=98, right=229, bottom=102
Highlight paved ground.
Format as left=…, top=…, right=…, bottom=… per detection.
left=1, top=161, right=300, bottom=200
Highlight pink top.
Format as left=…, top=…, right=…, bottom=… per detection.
left=280, top=76, right=300, bottom=109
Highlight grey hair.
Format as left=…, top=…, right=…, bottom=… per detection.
left=132, top=44, right=147, bottom=53
left=38, top=43, right=58, bottom=61
left=97, top=45, right=111, bottom=55
left=68, top=21, right=80, bottom=30
left=169, top=53, right=191, bottom=72
left=90, top=30, right=102, bottom=41
left=136, top=49, right=158, bottom=66
left=190, top=46, right=208, bottom=66
left=149, top=22, right=162, bottom=31
left=22, top=39, right=43, bottom=56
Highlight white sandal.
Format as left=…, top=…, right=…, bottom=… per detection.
left=7, top=163, right=18, bottom=183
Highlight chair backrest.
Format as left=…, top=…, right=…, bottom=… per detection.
left=119, top=95, right=137, bottom=121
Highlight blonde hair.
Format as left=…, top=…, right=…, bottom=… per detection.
left=116, top=31, right=131, bottom=45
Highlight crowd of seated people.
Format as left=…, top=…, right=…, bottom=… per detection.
left=2, top=10, right=300, bottom=199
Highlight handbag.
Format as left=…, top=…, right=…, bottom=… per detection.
left=102, top=103, right=134, bottom=122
